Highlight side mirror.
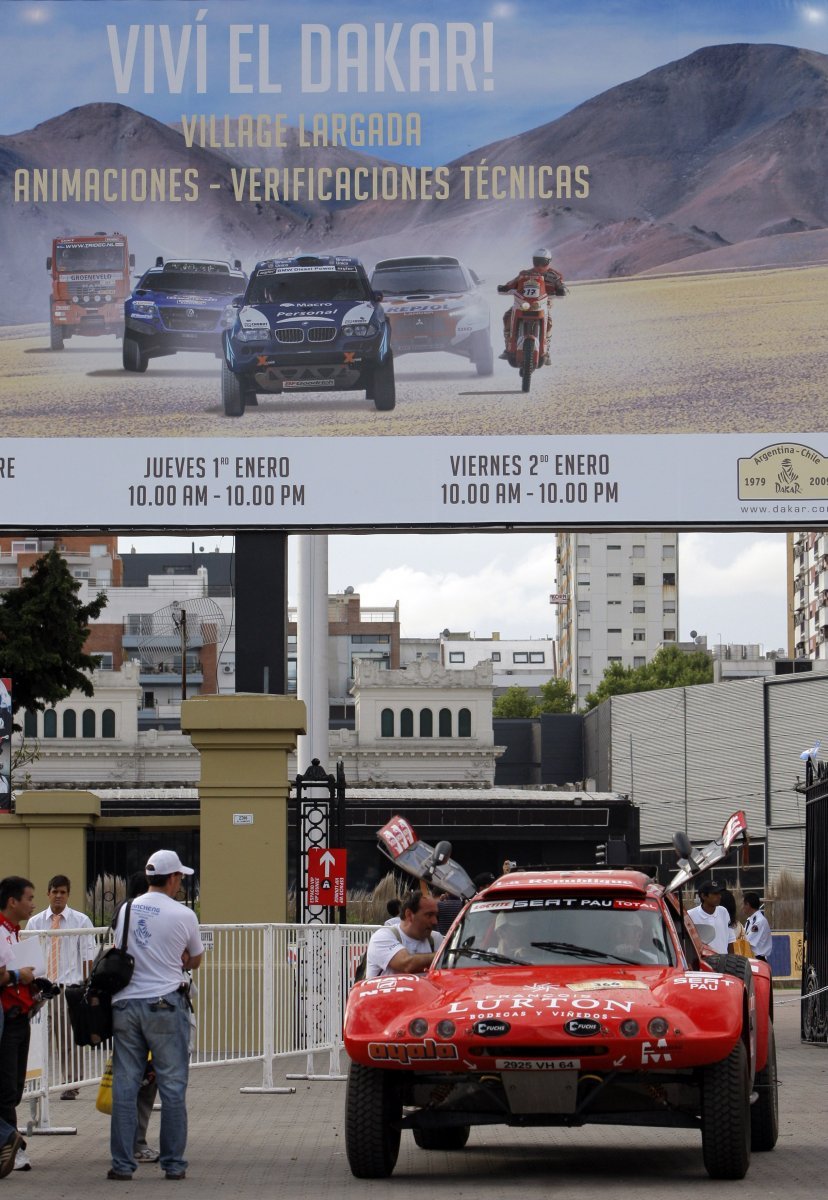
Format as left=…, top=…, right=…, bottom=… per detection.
left=372, top=290, right=384, bottom=303
left=232, top=294, right=245, bottom=307
left=233, top=259, right=242, bottom=270
left=432, top=840, right=452, bottom=868
left=46, top=256, right=52, bottom=270
left=673, top=831, right=694, bottom=860
left=129, top=254, right=136, bottom=268
left=470, top=269, right=482, bottom=285
left=155, top=256, right=164, bottom=268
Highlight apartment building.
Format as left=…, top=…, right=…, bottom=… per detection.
left=789, top=531, right=828, bottom=659
left=556, top=533, right=679, bottom=707
left=438, top=632, right=557, bottom=696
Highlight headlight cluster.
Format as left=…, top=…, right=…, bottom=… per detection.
left=130, top=301, right=158, bottom=319
left=73, top=294, right=114, bottom=304
left=619, top=1016, right=669, bottom=1038
left=236, top=328, right=268, bottom=342
left=343, top=322, right=376, bottom=337
left=407, top=1017, right=456, bottom=1038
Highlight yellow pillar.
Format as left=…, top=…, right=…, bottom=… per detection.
left=1, top=792, right=99, bottom=908
left=181, top=694, right=306, bottom=924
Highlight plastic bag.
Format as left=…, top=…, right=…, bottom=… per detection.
left=96, top=1057, right=113, bottom=1114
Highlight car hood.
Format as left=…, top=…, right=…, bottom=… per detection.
left=237, top=300, right=376, bottom=331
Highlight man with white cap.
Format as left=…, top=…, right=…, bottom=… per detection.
left=107, top=851, right=204, bottom=1183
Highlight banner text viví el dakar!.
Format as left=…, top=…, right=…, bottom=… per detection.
left=1, top=1, right=827, bottom=530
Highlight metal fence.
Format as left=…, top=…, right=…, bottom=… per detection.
left=20, top=922, right=375, bottom=1131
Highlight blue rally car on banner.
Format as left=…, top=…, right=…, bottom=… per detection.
left=123, top=258, right=247, bottom=371
left=221, top=254, right=395, bottom=417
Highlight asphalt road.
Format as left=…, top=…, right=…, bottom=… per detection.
left=1, top=264, right=824, bottom=439
left=23, top=991, right=827, bottom=1199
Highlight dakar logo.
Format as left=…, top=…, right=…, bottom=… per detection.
left=367, top=1039, right=459, bottom=1064
left=738, top=443, right=827, bottom=501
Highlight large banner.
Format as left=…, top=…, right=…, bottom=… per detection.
left=0, top=1, right=826, bottom=529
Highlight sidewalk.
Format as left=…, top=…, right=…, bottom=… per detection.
left=15, top=993, right=825, bottom=1199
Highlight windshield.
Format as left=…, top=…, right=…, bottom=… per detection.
left=248, top=270, right=371, bottom=305
left=441, top=897, right=675, bottom=968
left=139, top=271, right=242, bottom=297
left=55, top=244, right=125, bottom=272
left=371, top=264, right=469, bottom=294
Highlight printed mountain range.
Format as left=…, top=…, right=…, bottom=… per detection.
left=1, top=42, right=827, bottom=323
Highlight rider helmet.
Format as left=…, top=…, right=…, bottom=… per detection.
left=532, top=247, right=552, bottom=268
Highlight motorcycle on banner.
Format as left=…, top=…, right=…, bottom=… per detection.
left=497, top=272, right=550, bottom=393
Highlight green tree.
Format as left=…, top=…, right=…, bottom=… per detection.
left=0, top=548, right=108, bottom=717
left=534, top=676, right=577, bottom=714
left=492, top=685, right=538, bottom=718
left=584, top=644, right=713, bottom=710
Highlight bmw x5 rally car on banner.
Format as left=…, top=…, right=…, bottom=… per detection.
left=343, top=812, right=778, bottom=1181
left=221, top=254, right=395, bottom=416
left=369, top=255, right=493, bottom=376
left=123, top=258, right=247, bottom=371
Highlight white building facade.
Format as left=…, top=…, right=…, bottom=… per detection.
left=556, top=533, right=679, bottom=708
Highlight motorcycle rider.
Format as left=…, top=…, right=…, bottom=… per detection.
left=497, top=248, right=566, bottom=364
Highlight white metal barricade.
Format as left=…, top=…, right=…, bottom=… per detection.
left=19, top=922, right=376, bottom=1132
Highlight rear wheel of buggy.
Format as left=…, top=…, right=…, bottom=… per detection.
left=345, top=1062, right=402, bottom=1178
left=751, top=1021, right=779, bottom=1151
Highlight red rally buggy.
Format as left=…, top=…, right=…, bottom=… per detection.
left=343, top=812, right=778, bottom=1181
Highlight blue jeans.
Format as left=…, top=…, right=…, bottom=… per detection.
left=110, top=991, right=190, bottom=1177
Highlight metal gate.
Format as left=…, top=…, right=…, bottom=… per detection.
left=801, top=761, right=828, bottom=1044
left=85, top=827, right=199, bottom=924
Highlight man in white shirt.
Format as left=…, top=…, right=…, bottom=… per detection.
left=686, top=880, right=735, bottom=955
left=107, top=850, right=204, bottom=1183
left=743, top=893, right=773, bottom=962
left=366, top=892, right=443, bottom=979
left=27, top=874, right=96, bottom=1099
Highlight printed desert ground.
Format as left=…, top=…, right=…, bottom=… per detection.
left=0, top=263, right=824, bottom=439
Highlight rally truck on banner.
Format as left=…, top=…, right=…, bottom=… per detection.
left=46, top=232, right=134, bottom=349
left=343, top=812, right=778, bottom=1181
left=369, top=255, right=494, bottom=376
left=221, top=254, right=394, bottom=416
left=123, top=257, right=247, bottom=371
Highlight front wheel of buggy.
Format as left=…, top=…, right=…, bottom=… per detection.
left=345, top=1062, right=401, bottom=1178
left=701, top=1039, right=751, bottom=1179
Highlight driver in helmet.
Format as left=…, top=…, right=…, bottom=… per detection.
left=497, top=248, right=566, bottom=364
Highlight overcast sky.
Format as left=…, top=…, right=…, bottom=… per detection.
left=120, top=531, right=791, bottom=654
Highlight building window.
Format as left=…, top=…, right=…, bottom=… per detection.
left=491, top=652, right=501, bottom=662
left=93, top=652, right=114, bottom=670
left=632, top=544, right=645, bottom=558
left=632, top=574, right=645, bottom=586
left=608, top=656, right=623, bottom=663
left=607, top=572, right=621, bottom=579
left=448, top=652, right=465, bottom=663
left=102, top=709, right=116, bottom=738
left=419, top=708, right=433, bottom=737
left=607, top=599, right=621, bottom=607
left=513, top=652, right=529, bottom=663
left=458, top=708, right=471, bottom=737
left=663, top=629, right=677, bottom=641
left=400, top=708, right=414, bottom=738
left=577, top=576, right=590, bottom=588
left=577, top=600, right=590, bottom=614
left=82, top=709, right=95, bottom=738
left=439, top=708, right=452, bottom=737
left=351, top=634, right=390, bottom=644
left=63, top=710, right=76, bottom=738
left=663, top=545, right=676, bottom=559
left=634, top=656, right=646, bottom=667
left=663, top=603, right=676, bottom=614
left=44, top=709, right=57, bottom=738
left=577, top=545, right=590, bottom=561
left=607, top=544, right=621, bottom=551
left=381, top=708, right=394, bottom=737
left=529, top=652, right=545, bottom=663
left=633, top=602, right=646, bottom=613
left=577, top=628, right=591, bottom=642
left=663, top=572, right=676, bottom=586
left=578, top=656, right=591, bottom=674
left=24, top=710, right=38, bottom=737
left=608, top=628, right=622, bottom=635
left=633, top=629, right=646, bottom=642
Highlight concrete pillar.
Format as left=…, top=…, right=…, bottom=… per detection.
left=297, top=534, right=330, bottom=773
left=181, top=693, right=306, bottom=924
left=1, top=792, right=100, bottom=905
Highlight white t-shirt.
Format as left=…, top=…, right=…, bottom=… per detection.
left=687, top=904, right=734, bottom=955
left=113, top=892, right=203, bottom=1001
left=366, top=925, right=444, bottom=979
left=744, top=909, right=773, bottom=958
left=27, top=905, right=96, bottom=984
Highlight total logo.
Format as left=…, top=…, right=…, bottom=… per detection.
left=368, top=1039, right=459, bottom=1065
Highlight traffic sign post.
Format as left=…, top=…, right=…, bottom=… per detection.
left=308, top=848, right=348, bottom=907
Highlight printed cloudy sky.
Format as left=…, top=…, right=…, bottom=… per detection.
left=2, top=1, right=827, bottom=163
left=121, top=531, right=791, bottom=654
